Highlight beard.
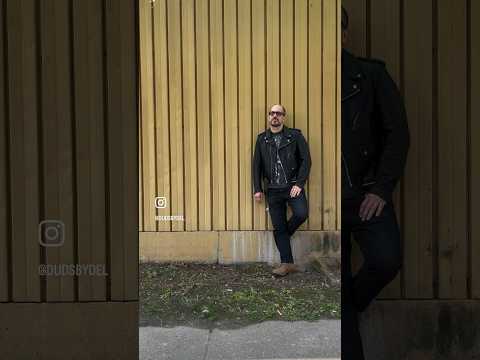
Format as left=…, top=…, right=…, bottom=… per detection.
left=271, top=120, right=281, bottom=127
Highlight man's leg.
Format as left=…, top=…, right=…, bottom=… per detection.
left=351, top=200, right=402, bottom=313
left=286, top=189, right=308, bottom=235
left=266, top=190, right=294, bottom=263
left=341, top=200, right=365, bottom=360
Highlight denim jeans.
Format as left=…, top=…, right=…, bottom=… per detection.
left=266, top=185, right=309, bottom=263
left=341, top=194, right=402, bottom=360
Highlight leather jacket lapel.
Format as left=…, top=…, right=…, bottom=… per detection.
left=265, top=126, right=294, bottom=150
left=342, top=49, right=363, bottom=103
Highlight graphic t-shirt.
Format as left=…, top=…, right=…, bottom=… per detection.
left=270, top=130, right=288, bottom=188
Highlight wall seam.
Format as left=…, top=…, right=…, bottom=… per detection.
left=35, top=0, right=46, bottom=303
left=466, top=0, right=472, bottom=299
left=3, top=0, right=12, bottom=303
left=68, top=0, right=79, bottom=302
left=101, top=0, right=111, bottom=301
left=151, top=0, right=159, bottom=232
left=432, top=0, right=439, bottom=299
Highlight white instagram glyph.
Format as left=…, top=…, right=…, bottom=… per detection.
left=154, top=196, right=167, bottom=209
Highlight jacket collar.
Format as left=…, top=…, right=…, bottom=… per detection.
left=342, top=49, right=363, bottom=80
left=265, top=125, right=294, bottom=148
left=266, top=125, right=293, bottom=138
left=342, top=49, right=363, bottom=102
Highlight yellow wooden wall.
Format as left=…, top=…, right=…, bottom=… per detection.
left=0, top=1, right=139, bottom=357
left=0, top=0, right=138, bottom=303
left=343, top=0, right=479, bottom=300
left=139, top=0, right=341, bottom=234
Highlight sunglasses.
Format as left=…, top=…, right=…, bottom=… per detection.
left=269, top=111, right=285, bottom=117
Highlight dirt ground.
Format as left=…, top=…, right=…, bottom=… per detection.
left=140, top=262, right=340, bottom=329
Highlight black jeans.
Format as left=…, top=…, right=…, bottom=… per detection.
left=341, top=194, right=402, bottom=360
left=266, top=185, right=309, bottom=263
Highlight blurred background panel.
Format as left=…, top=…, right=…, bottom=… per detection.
left=343, top=0, right=479, bottom=358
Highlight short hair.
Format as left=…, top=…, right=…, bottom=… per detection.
left=270, top=104, right=286, bottom=114
left=341, top=6, right=349, bottom=30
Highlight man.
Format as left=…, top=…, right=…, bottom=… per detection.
left=341, top=6, right=410, bottom=360
left=252, top=104, right=311, bottom=277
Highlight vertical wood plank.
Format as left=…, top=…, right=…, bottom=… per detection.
left=210, top=0, right=225, bottom=230
left=224, top=0, right=239, bottom=230
left=238, top=0, right=252, bottom=230
left=294, top=0, right=308, bottom=230
left=40, top=0, right=75, bottom=302
left=139, top=70, right=143, bottom=233
left=266, top=0, right=280, bottom=107
left=153, top=0, right=171, bottom=231
left=280, top=0, right=294, bottom=126
left=105, top=0, right=125, bottom=300
left=105, top=0, right=138, bottom=300
left=402, top=0, right=434, bottom=299
left=139, top=0, right=157, bottom=231
left=280, top=0, right=294, bottom=228
left=120, top=0, right=138, bottom=301
left=7, top=0, right=41, bottom=302
left=322, top=0, right=338, bottom=231
left=437, top=0, right=468, bottom=299
left=72, top=0, right=107, bottom=301
left=308, top=0, right=322, bottom=230
left=167, top=0, right=184, bottom=232
left=369, top=0, right=402, bottom=299
left=182, top=0, right=198, bottom=231
left=470, top=0, right=480, bottom=299
left=336, top=0, right=341, bottom=231
left=195, top=0, right=212, bottom=231
left=265, top=0, right=280, bottom=231
left=0, top=0, right=8, bottom=302
left=252, top=0, right=267, bottom=230
left=139, top=66, right=143, bottom=232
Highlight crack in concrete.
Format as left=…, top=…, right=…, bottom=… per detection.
left=202, top=328, right=213, bottom=360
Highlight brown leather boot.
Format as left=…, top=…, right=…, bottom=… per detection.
left=272, top=263, right=299, bottom=276
left=285, top=263, right=300, bottom=274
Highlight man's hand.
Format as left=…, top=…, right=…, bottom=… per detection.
left=254, top=192, right=263, bottom=202
left=359, top=193, right=386, bottom=221
left=290, top=185, right=302, bottom=198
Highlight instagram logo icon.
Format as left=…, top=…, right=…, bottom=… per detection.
left=154, top=196, right=167, bottom=209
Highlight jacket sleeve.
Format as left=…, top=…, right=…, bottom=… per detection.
left=252, top=136, right=263, bottom=194
left=369, top=64, right=410, bottom=201
left=295, top=131, right=312, bottom=188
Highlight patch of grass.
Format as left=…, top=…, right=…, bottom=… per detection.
left=140, top=262, right=340, bottom=327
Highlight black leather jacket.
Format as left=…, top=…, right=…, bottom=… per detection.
left=342, top=49, right=410, bottom=201
left=252, top=126, right=311, bottom=194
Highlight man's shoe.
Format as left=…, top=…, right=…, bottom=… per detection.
left=286, top=263, right=300, bottom=274
left=272, top=263, right=299, bottom=276
left=272, top=263, right=289, bottom=276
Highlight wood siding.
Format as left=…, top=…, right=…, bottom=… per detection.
left=343, top=0, right=479, bottom=300
left=139, top=0, right=342, bottom=233
left=0, top=0, right=139, bottom=303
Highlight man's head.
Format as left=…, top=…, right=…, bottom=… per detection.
left=341, top=6, right=348, bottom=46
left=268, top=104, right=286, bottom=130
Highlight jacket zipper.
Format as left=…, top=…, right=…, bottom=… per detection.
left=352, top=112, right=360, bottom=130
left=342, top=153, right=353, bottom=187
left=341, top=88, right=360, bottom=102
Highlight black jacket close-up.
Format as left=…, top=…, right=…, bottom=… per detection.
left=252, top=126, right=311, bottom=194
left=342, top=49, right=410, bottom=202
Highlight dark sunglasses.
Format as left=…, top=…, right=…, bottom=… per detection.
left=269, top=111, right=285, bottom=117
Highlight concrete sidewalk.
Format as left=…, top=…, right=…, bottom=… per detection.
left=140, top=320, right=340, bottom=360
